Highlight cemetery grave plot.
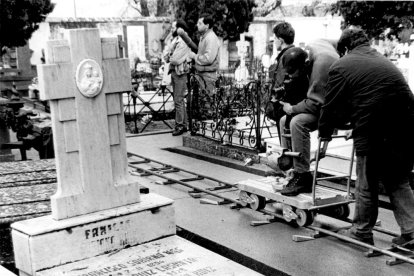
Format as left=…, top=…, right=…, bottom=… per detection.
left=0, top=159, right=56, bottom=223
left=0, top=159, right=55, bottom=271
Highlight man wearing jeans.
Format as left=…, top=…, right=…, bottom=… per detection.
left=319, top=28, right=414, bottom=246
left=165, top=20, right=192, bottom=136
left=278, top=39, right=339, bottom=196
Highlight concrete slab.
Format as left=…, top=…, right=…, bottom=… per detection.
left=126, top=133, right=414, bottom=275
left=38, top=236, right=262, bottom=276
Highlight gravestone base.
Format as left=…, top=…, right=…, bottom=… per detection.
left=11, top=193, right=175, bottom=276
left=0, top=153, right=15, bottom=162
left=37, top=235, right=262, bottom=276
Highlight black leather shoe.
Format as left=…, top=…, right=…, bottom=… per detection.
left=392, top=233, right=414, bottom=248
left=172, top=127, right=187, bottom=136
left=280, top=172, right=313, bottom=196
left=337, top=228, right=374, bottom=245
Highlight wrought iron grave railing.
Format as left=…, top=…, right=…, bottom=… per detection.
left=187, top=63, right=278, bottom=153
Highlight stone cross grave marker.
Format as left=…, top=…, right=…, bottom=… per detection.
left=38, top=28, right=141, bottom=220
left=235, top=33, right=250, bottom=83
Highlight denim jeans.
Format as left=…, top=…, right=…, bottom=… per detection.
left=171, top=72, right=188, bottom=128
left=280, top=113, right=318, bottom=173
left=354, top=154, right=414, bottom=236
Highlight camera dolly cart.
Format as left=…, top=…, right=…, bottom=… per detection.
left=237, top=135, right=355, bottom=227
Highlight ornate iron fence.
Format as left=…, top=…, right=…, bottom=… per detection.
left=187, top=61, right=278, bottom=153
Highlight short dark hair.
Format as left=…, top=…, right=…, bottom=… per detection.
left=282, top=47, right=308, bottom=74
left=337, top=28, right=369, bottom=56
left=273, top=22, right=295, bottom=45
left=175, top=19, right=188, bottom=33
left=199, top=13, right=214, bottom=29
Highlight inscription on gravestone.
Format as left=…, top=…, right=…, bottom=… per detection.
left=38, top=236, right=262, bottom=276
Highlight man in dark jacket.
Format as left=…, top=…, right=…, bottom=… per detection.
left=319, top=28, right=414, bottom=246
left=278, top=39, right=339, bottom=196
left=266, top=22, right=296, bottom=124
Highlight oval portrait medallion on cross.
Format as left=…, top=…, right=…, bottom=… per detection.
left=76, top=59, right=103, bottom=98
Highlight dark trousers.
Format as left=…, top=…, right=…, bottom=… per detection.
left=171, top=72, right=188, bottom=128
left=354, top=153, right=414, bottom=237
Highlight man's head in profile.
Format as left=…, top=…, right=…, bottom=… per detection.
left=282, top=47, right=309, bottom=79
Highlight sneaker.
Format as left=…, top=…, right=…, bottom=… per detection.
left=280, top=172, right=313, bottom=196
left=337, top=228, right=374, bottom=246
left=392, top=233, right=414, bottom=248
left=172, top=127, right=187, bottom=136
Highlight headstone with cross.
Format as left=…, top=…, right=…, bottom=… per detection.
left=10, top=28, right=175, bottom=275
left=37, top=28, right=142, bottom=220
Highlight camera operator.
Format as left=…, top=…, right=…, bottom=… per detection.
left=278, top=39, right=339, bottom=196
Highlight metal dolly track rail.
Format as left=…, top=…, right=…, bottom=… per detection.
left=258, top=208, right=414, bottom=266
left=127, top=152, right=245, bottom=206
left=127, top=152, right=414, bottom=266
left=308, top=225, right=414, bottom=266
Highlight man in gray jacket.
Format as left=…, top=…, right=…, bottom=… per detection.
left=189, top=13, right=220, bottom=95
left=279, top=39, right=339, bottom=196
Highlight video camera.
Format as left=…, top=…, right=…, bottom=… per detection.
left=271, top=86, right=286, bottom=102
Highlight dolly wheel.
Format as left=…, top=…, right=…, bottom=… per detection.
left=334, top=205, right=350, bottom=219
left=249, top=194, right=266, bottom=211
left=295, top=209, right=314, bottom=227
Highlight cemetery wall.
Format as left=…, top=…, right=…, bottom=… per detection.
left=28, top=17, right=342, bottom=68
left=25, top=16, right=414, bottom=90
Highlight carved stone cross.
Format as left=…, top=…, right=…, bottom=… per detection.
left=235, top=33, right=250, bottom=82
left=38, top=28, right=141, bottom=220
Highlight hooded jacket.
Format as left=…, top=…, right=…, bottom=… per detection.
left=291, top=39, right=339, bottom=115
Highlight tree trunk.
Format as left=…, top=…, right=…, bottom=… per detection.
left=156, top=0, right=168, bottom=16
left=140, top=0, right=150, bottom=16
